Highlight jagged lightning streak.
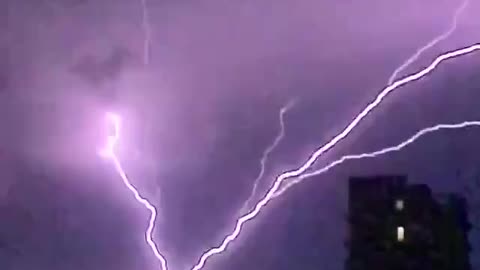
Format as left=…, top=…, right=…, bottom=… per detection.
left=387, top=0, right=469, bottom=84
left=238, top=100, right=297, bottom=214
left=273, top=121, right=480, bottom=197
left=100, top=112, right=168, bottom=270
left=140, top=0, right=152, bottom=66
left=236, top=0, right=470, bottom=216
left=190, top=44, right=480, bottom=270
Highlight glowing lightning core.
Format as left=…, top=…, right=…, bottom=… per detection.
left=273, top=121, right=480, bottom=197
left=190, top=44, right=480, bottom=270
left=100, top=112, right=168, bottom=270
left=387, top=0, right=469, bottom=84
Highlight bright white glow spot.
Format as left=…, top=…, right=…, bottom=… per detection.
left=98, top=112, right=121, bottom=159
left=395, top=199, right=404, bottom=211
left=106, top=112, right=121, bottom=125
left=397, top=226, right=405, bottom=242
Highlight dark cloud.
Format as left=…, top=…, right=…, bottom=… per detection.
left=70, top=46, right=137, bottom=87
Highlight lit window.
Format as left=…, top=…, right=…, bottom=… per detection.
left=395, top=199, right=404, bottom=211
left=397, top=226, right=405, bottom=242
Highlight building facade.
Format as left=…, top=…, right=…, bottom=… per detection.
left=346, top=175, right=471, bottom=270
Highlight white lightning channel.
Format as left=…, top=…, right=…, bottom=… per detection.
left=238, top=99, right=296, bottom=214
left=274, top=121, right=480, bottom=197
left=140, top=0, right=151, bottom=66
left=189, top=44, right=480, bottom=270
left=101, top=112, right=168, bottom=270
left=387, top=0, right=469, bottom=84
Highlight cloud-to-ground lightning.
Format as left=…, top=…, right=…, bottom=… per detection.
left=238, top=100, right=297, bottom=215
left=237, top=0, right=468, bottom=222
left=189, top=44, right=480, bottom=270
left=100, top=112, right=168, bottom=270
left=387, top=0, right=469, bottom=84
left=140, top=0, right=152, bottom=66
left=273, top=121, right=480, bottom=198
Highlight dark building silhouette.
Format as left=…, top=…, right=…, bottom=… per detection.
left=346, top=175, right=471, bottom=270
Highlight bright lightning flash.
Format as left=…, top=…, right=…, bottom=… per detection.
left=100, top=112, right=168, bottom=270
left=274, top=121, right=480, bottom=197
left=190, top=44, right=480, bottom=270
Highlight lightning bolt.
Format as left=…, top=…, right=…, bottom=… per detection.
left=273, top=121, right=480, bottom=198
left=140, top=0, right=152, bottom=66
left=238, top=99, right=297, bottom=215
left=100, top=112, right=168, bottom=270
left=189, top=44, right=480, bottom=270
left=387, top=0, right=469, bottom=84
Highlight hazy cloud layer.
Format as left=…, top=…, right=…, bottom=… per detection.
left=1, top=0, right=480, bottom=269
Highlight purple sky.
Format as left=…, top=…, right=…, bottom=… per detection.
left=1, top=0, right=480, bottom=269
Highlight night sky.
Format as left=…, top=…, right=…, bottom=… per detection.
left=2, top=0, right=480, bottom=269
